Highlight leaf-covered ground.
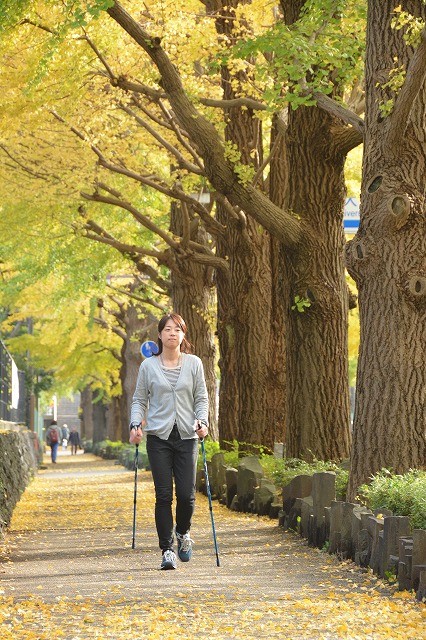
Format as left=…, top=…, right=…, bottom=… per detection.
left=0, top=452, right=424, bottom=639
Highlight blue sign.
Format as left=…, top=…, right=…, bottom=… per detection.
left=140, top=341, right=159, bottom=358
left=344, top=197, right=360, bottom=232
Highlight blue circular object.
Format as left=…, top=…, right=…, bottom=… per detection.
left=140, top=340, right=159, bottom=358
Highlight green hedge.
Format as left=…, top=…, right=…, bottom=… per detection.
left=358, top=469, right=426, bottom=530
left=201, top=440, right=349, bottom=501
left=85, top=439, right=149, bottom=470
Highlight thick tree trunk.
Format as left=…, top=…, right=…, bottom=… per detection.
left=107, top=396, right=122, bottom=441
left=79, top=385, right=93, bottom=440
left=276, top=0, right=351, bottom=461
left=268, top=118, right=291, bottom=449
left=216, top=212, right=278, bottom=449
left=170, top=201, right=218, bottom=439
left=346, top=0, right=426, bottom=499
left=284, top=104, right=351, bottom=461
left=211, top=0, right=284, bottom=450
left=93, top=399, right=108, bottom=444
left=116, top=304, right=157, bottom=441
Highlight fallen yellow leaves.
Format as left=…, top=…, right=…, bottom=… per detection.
left=0, top=585, right=425, bottom=639
left=0, top=454, right=424, bottom=639
left=9, top=455, right=153, bottom=533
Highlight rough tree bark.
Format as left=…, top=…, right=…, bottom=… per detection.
left=283, top=103, right=351, bottom=460
left=170, top=201, right=219, bottom=440
left=119, top=308, right=158, bottom=440
left=79, top=385, right=93, bottom=440
left=346, top=0, right=426, bottom=498
left=208, top=0, right=286, bottom=449
left=268, top=119, right=290, bottom=448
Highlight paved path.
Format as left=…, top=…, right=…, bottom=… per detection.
left=0, top=451, right=424, bottom=639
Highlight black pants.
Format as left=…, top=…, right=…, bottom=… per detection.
left=147, top=425, right=199, bottom=552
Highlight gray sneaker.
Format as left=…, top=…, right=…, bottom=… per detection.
left=176, top=530, right=193, bottom=562
left=160, top=549, right=177, bottom=570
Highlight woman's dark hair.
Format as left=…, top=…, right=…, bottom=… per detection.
left=156, top=313, right=193, bottom=355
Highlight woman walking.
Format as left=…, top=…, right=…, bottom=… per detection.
left=68, top=427, right=81, bottom=455
left=129, top=313, right=209, bottom=570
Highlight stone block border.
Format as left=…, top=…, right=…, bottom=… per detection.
left=197, top=453, right=426, bottom=602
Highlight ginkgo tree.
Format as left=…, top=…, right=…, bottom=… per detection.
left=0, top=192, right=168, bottom=441
left=97, top=0, right=364, bottom=457
left=101, top=0, right=426, bottom=491
left=0, top=217, right=122, bottom=395
left=0, top=2, right=222, bottom=434
left=345, top=1, right=426, bottom=497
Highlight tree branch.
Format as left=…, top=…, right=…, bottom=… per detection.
left=0, top=145, right=50, bottom=180
left=81, top=225, right=165, bottom=261
left=92, top=316, right=126, bottom=341
left=113, top=76, right=164, bottom=101
left=114, top=77, right=268, bottom=111
left=311, top=92, right=364, bottom=139
left=118, top=101, right=203, bottom=174
left=93, top=154, right=225, bottom=237
left=80, top=188, right=180, bottom=249
left=183, top=250, right=230, bottom=271
left=157, top=99, right=205, bottom=169
left=201, top=96, right=267, bottom=111
left=130, top=93, right=175, bottom=132
left=107, top=1, right=301, bottom=248
left=386, top=26, right=426, bottom=151
left=106, top=283, right=168, bottom=311
left=19, top=18, right=57, bottom=35
left=80, top=32, right=116, bottom=80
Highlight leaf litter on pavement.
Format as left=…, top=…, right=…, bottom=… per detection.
left=0, top=453, right=424, bottom=639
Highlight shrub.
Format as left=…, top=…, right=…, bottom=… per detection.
left=358, top=468, right=426, bottom=530
left=90, top=438, right=149, bottom=468
left=261, top=456, right=349, bottom=500
left=81, top=438, right=93, bottom=453
left=219, top=440, right=273, bottom=469
left=196, top=438, right=221, bottom=470
left=200, top=440, right=348, bottom=500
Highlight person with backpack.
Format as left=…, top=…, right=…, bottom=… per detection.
left=46, top=420, right=62, bottom=464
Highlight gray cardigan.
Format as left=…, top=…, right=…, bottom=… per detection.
left=130, top=353, right=209, bottom=440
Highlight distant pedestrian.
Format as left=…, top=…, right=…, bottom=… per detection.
left=46, top=420, right=61, bottom=463
left=61, top=423, right=69, bottom=450
left=129, top=313, right=209, bottom=571
left=68, top=427, right=81, bottom=455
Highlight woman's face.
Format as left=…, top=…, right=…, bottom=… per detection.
left=159, top=318, right=184, bottom=349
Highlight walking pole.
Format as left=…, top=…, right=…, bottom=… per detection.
left=200, top=438, right=220, bottom=567
left=131, top=444, right=139, bottom=549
